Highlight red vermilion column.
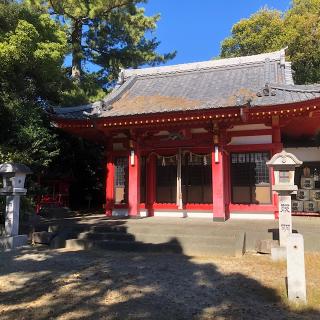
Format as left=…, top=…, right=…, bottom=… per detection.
left=128, top=147, right=141, bottom=217
left=212, top=134, right=229, bottom=221
left=105, top=153, right=114, bottom=216
left=146, top=154, right=156, bottom=216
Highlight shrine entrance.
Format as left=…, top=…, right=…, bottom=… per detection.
left=182, top=152, right=212, bottom=205
left=156, top=156, right=177, bottom=204
left=154, top=151, right=213, bottom=207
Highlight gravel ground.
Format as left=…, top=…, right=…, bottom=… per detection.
left=0, top=247, right=319, bottom=320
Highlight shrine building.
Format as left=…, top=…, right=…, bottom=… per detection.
left=52, top=49, right=320, bottom=221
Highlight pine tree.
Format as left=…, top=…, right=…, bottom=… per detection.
left=28, top=0, right=176, bottom=83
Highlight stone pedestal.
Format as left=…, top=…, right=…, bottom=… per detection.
left=0, top=163, right=31, bottom=250
left=271, top=194, right=293, bottom=261
left=287, top=234, right=307, bottom=303
left=0, top=195, right=28, bottom=250
left=278, top=194, right=292, bottom=247
left=5, top=195, right=20, bottom=237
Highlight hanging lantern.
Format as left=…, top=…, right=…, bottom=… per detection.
left=162, top=157, right=166, bottom=166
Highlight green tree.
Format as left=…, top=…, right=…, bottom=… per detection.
left=0, top=0, right=68, bottom=170
left=28, top=0, right=176, bottom=83
left=220, top=1, right=320, bottom=84
left=220, top=9, right=286, bottom=58
left=285, top=0, right=320, bottom=83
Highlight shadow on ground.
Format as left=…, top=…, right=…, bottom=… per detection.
left=0, top=236, right=319, bottom=320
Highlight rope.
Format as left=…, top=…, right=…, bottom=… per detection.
left=147, top=150, right=211, bottom=166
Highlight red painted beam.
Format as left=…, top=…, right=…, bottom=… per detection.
left=227, top=129, right=273, bottom=138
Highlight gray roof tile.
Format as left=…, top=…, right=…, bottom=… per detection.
left=53, top=50, right=320, bottom=120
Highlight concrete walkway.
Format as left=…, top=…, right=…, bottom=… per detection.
left=40, top=212, right=320, bottom=233
left=36, top=212, right=320, bottom=254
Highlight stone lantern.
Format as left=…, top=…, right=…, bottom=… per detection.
left=267, top=151, right=302, bottom=247
left=267, top=150, right=302, bottom=194
left=0, top=163, right=32, bottom=249
left=267, top=151, right=307, bottom=304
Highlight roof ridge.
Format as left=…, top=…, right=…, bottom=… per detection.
left=124, top=61, right=269, bottom=81
left=122, top=49, right=286, bottom=80
left=103, top=76, right=137, bottom=106
left=269, top=83, right=320, bottom=93
left=53, top=103, right=95, bottom=114
left=284, top=62, right=294, bottom=85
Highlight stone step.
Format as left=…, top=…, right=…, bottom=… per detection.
left=47, top=220, right=246, bottom=256
left=77, top=231, right=236, bottom=243
left=53, top=224, right=241, bottom=238
left=64, top=238, right=240, bottom=256
left=78, top=231, right=136, bottom=241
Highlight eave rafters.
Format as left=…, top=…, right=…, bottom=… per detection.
left=53, top=99, right=320, bottom=144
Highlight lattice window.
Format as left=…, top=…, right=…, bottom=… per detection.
left=254, top=152, right=270, bottom=184
left=231, top=152, right=271, bottom=204
left=115, top=157, right=128, bottom=187
left=114, top=157, right=128, bottom=204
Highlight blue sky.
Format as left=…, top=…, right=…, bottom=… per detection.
left=143, top=0, right=291, bottom=65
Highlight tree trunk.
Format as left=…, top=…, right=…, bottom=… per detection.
left=71, top=19, right=83, bottom=81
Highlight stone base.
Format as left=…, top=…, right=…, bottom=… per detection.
left=212, top=217, right=226, bottom=222
left=271, top=246, right=287, bottom=261
left=234, top=232, right=246, bottom=257
left=255, top=239, right=279, bottom=254
left=0, top=235, right=28, bottom=250
left=32, top=231, right=55, bottom=245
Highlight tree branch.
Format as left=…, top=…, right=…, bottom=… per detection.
left=81, top=0, right=134, bottom=22
left=49, top=0, right=78, bottom=21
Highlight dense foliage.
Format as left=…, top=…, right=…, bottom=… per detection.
left=0, top=0, right=173, bottom=213
left=220, top=0, right=320, bottom=84
left=28, top=0, right=176, bottom=86
left=0, top=1, right=67, bottom=170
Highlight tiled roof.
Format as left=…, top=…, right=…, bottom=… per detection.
left=53, top=50, right=320, bottom=120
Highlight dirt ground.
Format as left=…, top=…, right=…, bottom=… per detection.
left=0, top=247, right=319, bottom=320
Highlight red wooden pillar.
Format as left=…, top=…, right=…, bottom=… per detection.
left=272, top=116, right=283, bottom=219
left=128, top=146, right=141, bottom=217
left=146, top=154, right=156, bottom=216
left=212, top=131, right=229, bottom=221
left=105, top=152, right=114, bottom=216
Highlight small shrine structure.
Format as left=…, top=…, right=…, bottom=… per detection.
left=51, top=49, right=320, bottom=220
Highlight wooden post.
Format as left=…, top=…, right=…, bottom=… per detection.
left=176, top=149, right=183, bottom=209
